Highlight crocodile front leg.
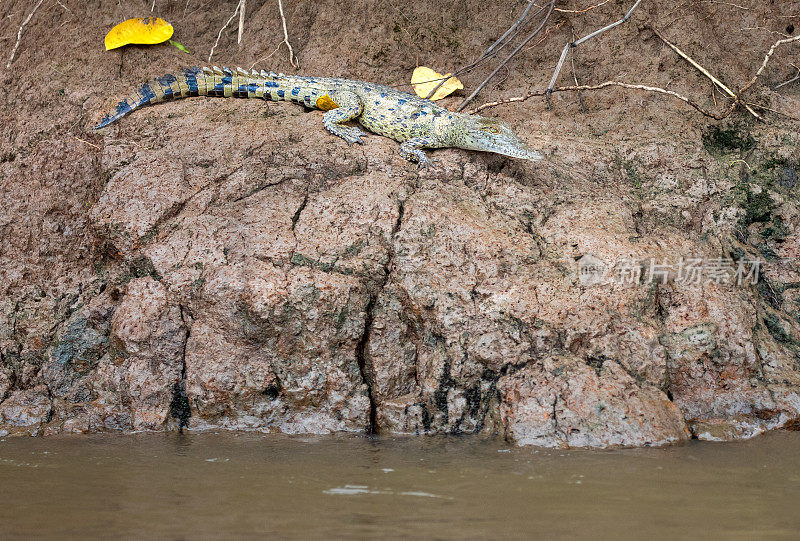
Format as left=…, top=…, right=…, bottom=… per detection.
left=321, top=91, right=368, bottom=145
left=399, top=136, right=436, bottom=168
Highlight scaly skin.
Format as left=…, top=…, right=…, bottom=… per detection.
left=95, top=66, right=543, bottom=166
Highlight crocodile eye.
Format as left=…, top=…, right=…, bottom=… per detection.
left=481, top=126, right=500, bottom=134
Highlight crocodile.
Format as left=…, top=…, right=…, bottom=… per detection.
left=95, top=66, right=542, bottom=166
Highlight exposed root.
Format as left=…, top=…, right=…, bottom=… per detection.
left=471, top=25, right=800, bottom=123
left=208, top=0, right=244, bottom=63
left=773, top=65, right=800, bottom=90
left=547, top=0, right=643, bottom=94
left=740, top=35, right=800, bottom=94
left=6, top=0, right=45, bottom=70
left=651, top=26, right=762, bottom=121
left=278, top=0, right=299, bottom=69
left=238, top=0, right=246, bottom=45
left=469, top=80, right=734, bottom=119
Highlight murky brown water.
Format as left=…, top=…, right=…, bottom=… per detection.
left=1, top=431, right=799, bottom=539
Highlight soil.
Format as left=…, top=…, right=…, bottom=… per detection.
left=1, top=0, right=799, bottom=447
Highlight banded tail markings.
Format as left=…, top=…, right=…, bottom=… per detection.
left=96, top=66, right=309, bottom=130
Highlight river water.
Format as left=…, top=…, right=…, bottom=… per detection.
left=1, top=431, right=799, bottom=538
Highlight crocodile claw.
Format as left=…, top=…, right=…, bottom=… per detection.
left=416, top=156, right=439, bottom=172
left=339, top=126, right=367, bottom=145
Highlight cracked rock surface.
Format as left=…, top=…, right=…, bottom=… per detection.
left=1, top=0, right=800, bottom=446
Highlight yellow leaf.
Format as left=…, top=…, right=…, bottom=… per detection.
left=105, top=17, right=174, bottom=51
left=411, top=66, right=463, bottom=101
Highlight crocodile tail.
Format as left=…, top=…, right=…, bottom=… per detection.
left=96, top=65, right=275, bottom=129
left=95, top=67, right=208, bottom=129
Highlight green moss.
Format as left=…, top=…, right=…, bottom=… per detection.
left=343, top=240, right=364, bottom=256
left=290, top=253, right=352, bottom=275
left=612, top=154, right=644, bottom=191
left=764, top=313, right=794, bottom=345
left=761, top=215, right=790, bottom=241
left=128, top=255, right=162, bottom=281
left=737, top=183, right=773, bottom=226
left=702, top=124, right=756, bottom=154
left=757, top=279, right=783, bottom=310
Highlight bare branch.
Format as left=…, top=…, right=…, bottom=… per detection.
left=6, top=0, right=45, bottom=70
left=773, top=65, right=800, bottom=91
left=547, top=0, right=643, bottom=94
left=237, top=0, right=246, bottom=45
left=468, top=80, right=738, bottom=119
left=278, top=0, right=299, bottom=68
left=425, top=0, right=548, bottom=100
left=651, top=26, right=763, bottom=121
left=457, top=1, right=555, bottom=111
left=208, top=0, right=242, bottom=63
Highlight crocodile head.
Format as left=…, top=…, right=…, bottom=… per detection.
left=452, top=115, right=542, bottom=161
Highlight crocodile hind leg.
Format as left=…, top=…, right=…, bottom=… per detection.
left=320, top=91, right=367, bottom=145
left=399, top=136, right=435, bottom=168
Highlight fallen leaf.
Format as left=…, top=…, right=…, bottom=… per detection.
left=105, top=17, right=174, bottom=51
left=170, top=39, right=190, bottom=53
left=412, top=66, right=463, bottom=101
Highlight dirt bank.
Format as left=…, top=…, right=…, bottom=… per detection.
left=1, top=0, right=799, bottom=446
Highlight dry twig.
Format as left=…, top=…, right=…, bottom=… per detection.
left=249, top=42, right=283, bottom=70
left=208, top=0, right=243, bottom=63
left=73, top=136, right=100, bottom=150
left=774, top=64, right=800, bottom=90
left=278, top=0, right=299, bottom=68
left=555, top=0, right=613, bottom=14
left=746, top=102, right=800, bottom=122
left=468, top=80, right=737, bottom=119
left=704, top=0, right=750, bottom=10
left=534, top=0, right=613, bottom=14
left=423, top=0, right=549, bottom=101
left=739, top=26, right=791, bottom=39
left=521, top=18, right=566, bottom=54
left=6, top=0, right=45, bottom=70
left=547, top=0, right=642, bottom=93
left=738, top=34, right=800, bottom=95
left=651, top=26, right=762, bottom=120
left=238, top=0, right=246, bottom=45
left=457, top=1, right=555, bottom=111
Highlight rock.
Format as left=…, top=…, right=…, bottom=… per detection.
left=0, top=367, right=12, bottom=399
left=104, top=277, right=187, bottom=430
left=498, top=356, right=689, bottom=448
left=0, top=386, right=52, bottom=434
left=2, top=0, right=800, bottom=447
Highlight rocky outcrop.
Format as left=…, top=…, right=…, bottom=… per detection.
left=1, top=0, right=799, bottom=446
